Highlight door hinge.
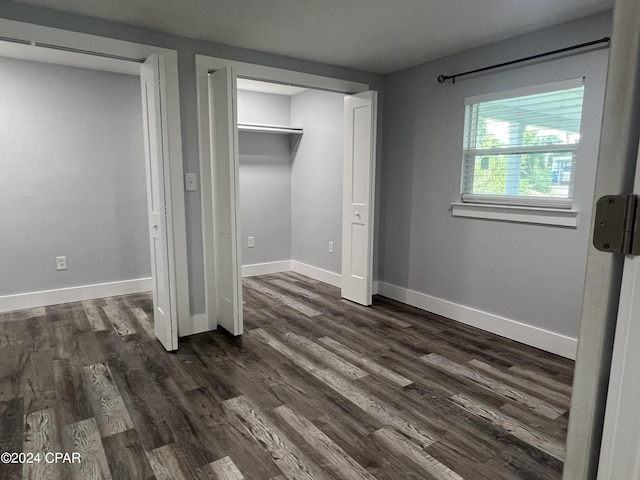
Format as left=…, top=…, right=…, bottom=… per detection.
left=593, top=194, right=640, bottom=255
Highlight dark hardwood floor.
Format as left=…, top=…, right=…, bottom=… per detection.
left=0, top=272, right=574, bottom=479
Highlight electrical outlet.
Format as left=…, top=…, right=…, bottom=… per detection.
left=328, top=241, right=334, bottom=253
left=248, top=236, right=255, bottom=248
left=56, top=256, right=67, bottom=271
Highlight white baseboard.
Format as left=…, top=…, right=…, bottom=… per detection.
left=291, top=260, right=341, bottom=288
left=0, top=277, right=152, bottom=313
left=242, top=260, right=292, bottom=278
left=377, top=282, right=577, bottom=360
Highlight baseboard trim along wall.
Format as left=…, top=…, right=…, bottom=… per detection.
left=291, top=260, right=342, bottom=288
left=205, top=263, right=576, bottom=360
left=242, top=260, right=292, bottom=278
left=0, top=277, right=152, bottom=313
left=240, top=260, right=342, bottom=288
left=377, top=282, right=578, bottom=360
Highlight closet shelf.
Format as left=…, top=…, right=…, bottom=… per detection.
left=237, top=122, right=304, bottom=135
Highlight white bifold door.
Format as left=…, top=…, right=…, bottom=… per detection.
left=140, top=54, right=177, bottom=351
left=597, top=144, right=640, bottom=478
left=208, top=67, right=243, bottom=335
left=341, top=91, right=378, bottom=306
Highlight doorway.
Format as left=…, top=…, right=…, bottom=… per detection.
left=0, top=27, right=188, bottom=351
left=235, top=79, right=345, bottom=282
left=196, top=57, right=378, bottom=335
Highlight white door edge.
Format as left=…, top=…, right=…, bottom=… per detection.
left=341, top=91, right=378, bottom=306
left=596, top=139, right=640, bottom=478
left=140, top=54, right=178, bottom=351
left=208, top=67, right=243, bottom=335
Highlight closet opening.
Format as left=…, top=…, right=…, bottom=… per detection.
left=199, top=57, right=377, bottom=335
left=0, top=42, right=181, bottom=351
left=236, top=78, right=345, bottom=291
left=235, top=78, right=346, bottom=318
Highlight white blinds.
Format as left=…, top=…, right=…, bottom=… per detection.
left=461, top=78, right=585, bottom=208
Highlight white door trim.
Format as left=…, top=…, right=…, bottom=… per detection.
left=195, top=55, right=370, bottom=330
left=0, top=18, right=190, bottom=336
left=596, top=3, right=640, bottom=472
left=563, top=0, right=640, bottom=477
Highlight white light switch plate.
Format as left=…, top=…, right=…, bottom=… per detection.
left=185, top=173, right=198, bottom=191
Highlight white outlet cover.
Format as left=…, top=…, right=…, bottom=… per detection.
left=56, top=256, right=67, bottom=270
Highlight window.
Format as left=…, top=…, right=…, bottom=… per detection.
left=461, top=78, right=584, bottom=208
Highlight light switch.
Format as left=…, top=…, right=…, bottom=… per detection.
left=185, top=173, right=198, bottom=191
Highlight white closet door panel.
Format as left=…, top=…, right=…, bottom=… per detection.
left=140, top=54, right=177, bottom=351
left=341, top=91, right=377, bottom=306
left=209, top=67, right=243, bottom=335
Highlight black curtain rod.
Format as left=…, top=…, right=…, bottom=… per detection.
left=437, top=36, right=610, bottom=84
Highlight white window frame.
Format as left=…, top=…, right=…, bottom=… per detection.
left=453, top=78, right=584, bottom=227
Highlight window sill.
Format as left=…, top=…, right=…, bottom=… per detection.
left=451, top=202, right=579, bottom=227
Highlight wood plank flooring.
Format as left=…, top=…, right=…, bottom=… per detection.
left=0, top=272, right=574, bottom=479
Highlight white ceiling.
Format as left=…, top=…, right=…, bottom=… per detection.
left=10, top=0, right=614, bottom=74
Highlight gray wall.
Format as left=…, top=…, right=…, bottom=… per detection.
left=380, top=12, right=611, bottom=338
left=291, top=90, right=345, bottom=273
left=0, top=1, right=385, bottom=315
left=237, top=89, right=290, bottom=126
left=237, top=90, right=292, bottom=266
left=0, top=56, right=149, bottom=296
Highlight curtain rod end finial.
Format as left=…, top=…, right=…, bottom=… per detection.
left=437, top=75, right=447, bottom=83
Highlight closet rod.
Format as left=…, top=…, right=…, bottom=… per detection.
left=33, top=42, right=146, bottom=63
left=437, top=36, right=610, bottom=84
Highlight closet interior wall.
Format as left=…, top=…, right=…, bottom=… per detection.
left=237, top=87, right=344, bottom=277
left=237, top=89, right=292, bottom=267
